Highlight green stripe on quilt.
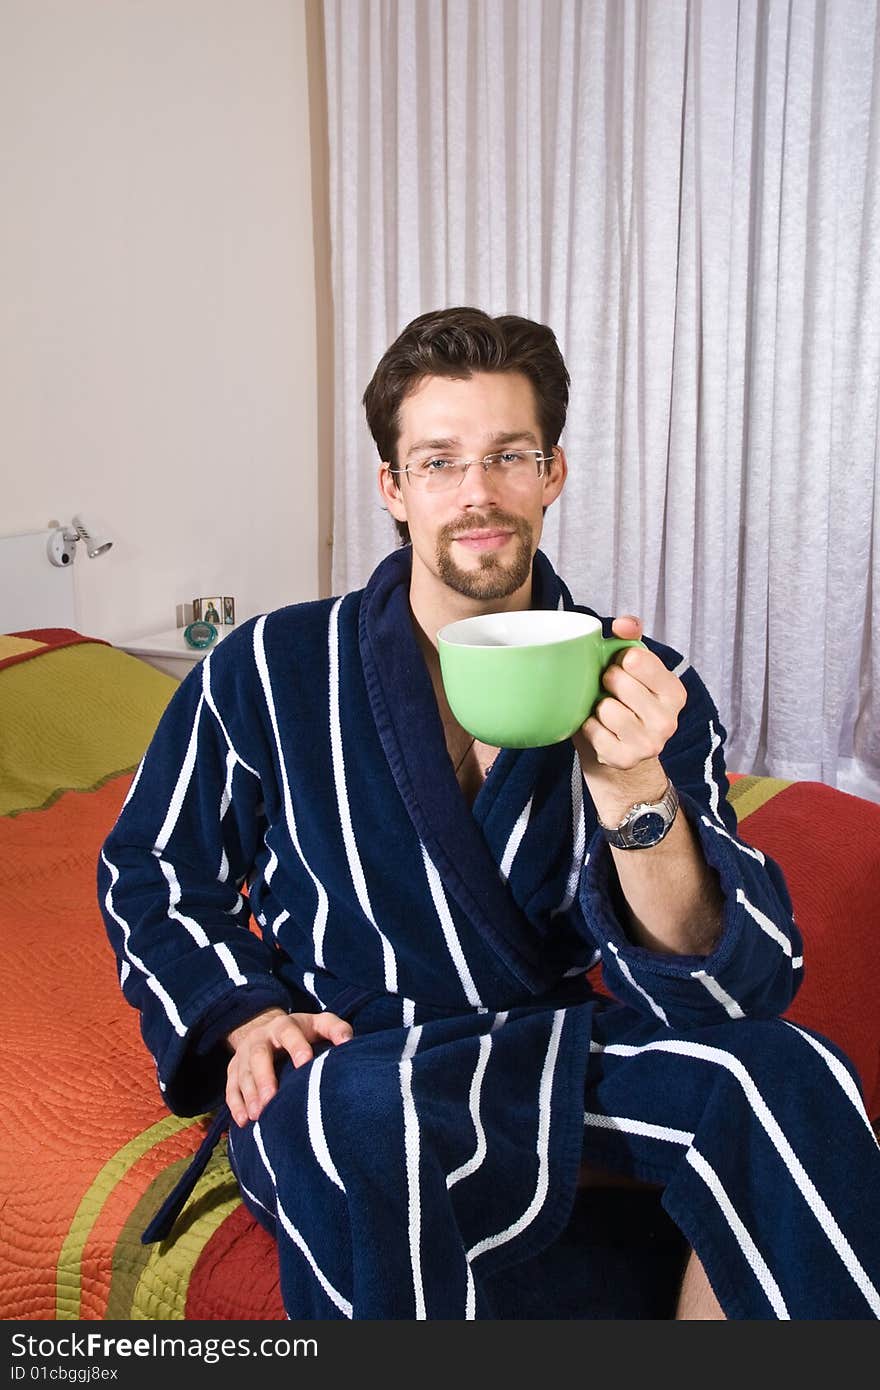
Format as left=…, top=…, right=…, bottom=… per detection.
left=56, top=1114, right=203, bottom=1320
left=130, top=1149, right=242, bottom=1320
left=726, top=775, right=791, bottom=823
left=0, top=643, right=175, bottom=816
left=106, top=1143, right=242, bottom=1320
left=104, top=1155, right=194, bottom=1320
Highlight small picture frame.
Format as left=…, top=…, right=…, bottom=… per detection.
left=222, top=595, right=235, bottom=626
left=192, top=596, right=223, bottom=626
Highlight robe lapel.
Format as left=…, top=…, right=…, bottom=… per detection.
left=358, top=548, right=579, bottom=995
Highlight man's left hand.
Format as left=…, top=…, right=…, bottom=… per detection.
left=575, top=615, right=686, bottom=775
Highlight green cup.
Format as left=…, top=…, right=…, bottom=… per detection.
left=436, top=610, right=645, bottom=749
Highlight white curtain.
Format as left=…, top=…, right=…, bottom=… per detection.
left=323, top=0, right=880, bottom=799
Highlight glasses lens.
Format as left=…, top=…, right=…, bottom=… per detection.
left=481, top=450, right=545, bottom=485
left=410, top=450, right=547, bottom=491
left=501, top=449, right=543, bottom=471
left=404, top=460, right=462, bottom=491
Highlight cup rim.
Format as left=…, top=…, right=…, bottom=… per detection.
left=436, top=608, right=602, bottom=650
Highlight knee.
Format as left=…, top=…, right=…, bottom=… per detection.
left=714, top=1015, right=850, bottom=1069
left=259, top=1040, right=405, bottom=1143
left=697, top=1014, right=862, bottom=1102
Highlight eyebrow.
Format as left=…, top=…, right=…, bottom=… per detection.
left=405, top=430, right=540, bottom=459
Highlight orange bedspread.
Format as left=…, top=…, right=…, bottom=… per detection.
left=1, top=636, right=877, bottom=1322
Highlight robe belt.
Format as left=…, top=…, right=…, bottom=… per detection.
left=140, top=1105, right=230, bottom=1245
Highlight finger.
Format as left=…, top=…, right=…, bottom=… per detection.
left=582, top=713, right=659, bottom=770
left=592, top=698, right=654, bottom=758
left=615, top=646, right=685, bottom=703
left=236, top=1062, right=268, bottom=1123
left=600, top=665, right=658, bottom=723
left=248, top=1041, right=283, bottom=1106
left=600, top=666, right=681, bottom=742
left=225, top=1073, right=249, bottom=1129
left=610, top=614, right=643, bottom=640
left=309, top=1011, right=355, bottom=1046
left=595, top=691, right=678, bottom=766
left=275, top=1018, right=315, bottom=1068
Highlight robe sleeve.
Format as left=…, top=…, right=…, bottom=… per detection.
left=577, top=650, right=803, bottom=1027
left=97, top=637, right=314, bottom=1115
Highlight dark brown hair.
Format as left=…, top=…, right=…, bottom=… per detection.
left=363, top=307, right=570, bottom=543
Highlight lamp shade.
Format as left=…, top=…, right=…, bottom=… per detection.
left=71, top=515, right=112, bottom=558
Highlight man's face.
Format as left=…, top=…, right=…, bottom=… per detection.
left=378, top=371, right=567, bottom=608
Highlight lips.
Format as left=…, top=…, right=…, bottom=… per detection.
left=453, top=530, right=513, bottom=551
left=453, top=528, right=511, bottom=540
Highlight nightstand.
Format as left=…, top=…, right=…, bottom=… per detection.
left=119, top=625, right=234, bottom=681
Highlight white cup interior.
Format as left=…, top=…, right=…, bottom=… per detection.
left=437, top=609, right=601, bottom=649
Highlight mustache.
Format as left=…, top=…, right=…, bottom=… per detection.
left=438, top=511, right=531, bottom=542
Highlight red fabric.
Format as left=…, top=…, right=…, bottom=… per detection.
left=186, top=1204, right=285, bottom=1320
left=740, top=781, right=880, bottom=1119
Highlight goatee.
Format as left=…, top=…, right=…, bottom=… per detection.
left=435, top=512, right=535, bottom=600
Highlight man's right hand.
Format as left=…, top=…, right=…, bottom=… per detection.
left=225, top=1007, right=353, bottom=1126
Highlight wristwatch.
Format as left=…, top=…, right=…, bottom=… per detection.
left=597, top=777, right=680, bottom=850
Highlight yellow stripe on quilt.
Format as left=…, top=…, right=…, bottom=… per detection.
left=129, top=1145, right=242, bottom=1320
left=726, top=775, right=791, bottom=823
left=103, top=1156, right=196, bottom=1320
left=0, top=636, right=43, bottom=660
left=56, top=1113, right=203, bottom=1320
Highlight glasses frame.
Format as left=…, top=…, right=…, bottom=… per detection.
left=386, top=446, right=557, bottom=492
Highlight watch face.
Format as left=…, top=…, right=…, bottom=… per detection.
left=630, top=811, right=667, bottom=846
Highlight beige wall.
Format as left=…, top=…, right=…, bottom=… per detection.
left=0, top=0, right=328, bottom=641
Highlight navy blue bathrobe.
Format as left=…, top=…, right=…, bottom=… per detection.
left=98, top=548, right=880, bottom=1319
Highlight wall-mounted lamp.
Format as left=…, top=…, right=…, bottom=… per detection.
left=47, top=515, right=113, bottom=567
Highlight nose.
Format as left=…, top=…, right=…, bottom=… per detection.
left=455, top=459, right=501, bottom=507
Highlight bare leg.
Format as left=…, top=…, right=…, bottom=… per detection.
left=675, top=1248, right=726, bottom=1319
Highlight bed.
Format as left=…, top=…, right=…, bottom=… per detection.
left=1, top=609, right=878, bottom=1320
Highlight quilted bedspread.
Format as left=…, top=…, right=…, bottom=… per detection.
left=0, top=774, right=284, bottom=1319
left=1, top=636, right=878, bottom=1321
left=0, top=636, right=286, bottom=1320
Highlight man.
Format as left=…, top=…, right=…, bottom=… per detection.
left=99, top=308, right=880, bottom=1320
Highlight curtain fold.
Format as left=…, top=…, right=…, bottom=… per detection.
left=323, top=0, right=880, bottom=798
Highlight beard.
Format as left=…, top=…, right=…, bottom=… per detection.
left=435, top=511, right=535, bottom=601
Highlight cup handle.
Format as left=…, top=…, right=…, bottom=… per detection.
left=601, top=635, right=647, bottom=666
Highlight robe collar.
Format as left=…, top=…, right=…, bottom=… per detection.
left=358, top=546, right=578, bottom=994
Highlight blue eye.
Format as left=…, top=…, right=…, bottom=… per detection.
left=421, top=458, right=452, bottom=472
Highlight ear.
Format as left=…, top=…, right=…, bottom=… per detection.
left=378, top=463, right=408, bottom=524
left=541, top=445, right=567, bottom=507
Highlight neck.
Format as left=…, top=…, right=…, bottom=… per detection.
left=410, top=608, right=466, bottom=744
left=406, top=565, right=534, bottom=655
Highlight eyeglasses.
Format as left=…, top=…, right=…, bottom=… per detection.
left=387, top=448, right=554, bottom=494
